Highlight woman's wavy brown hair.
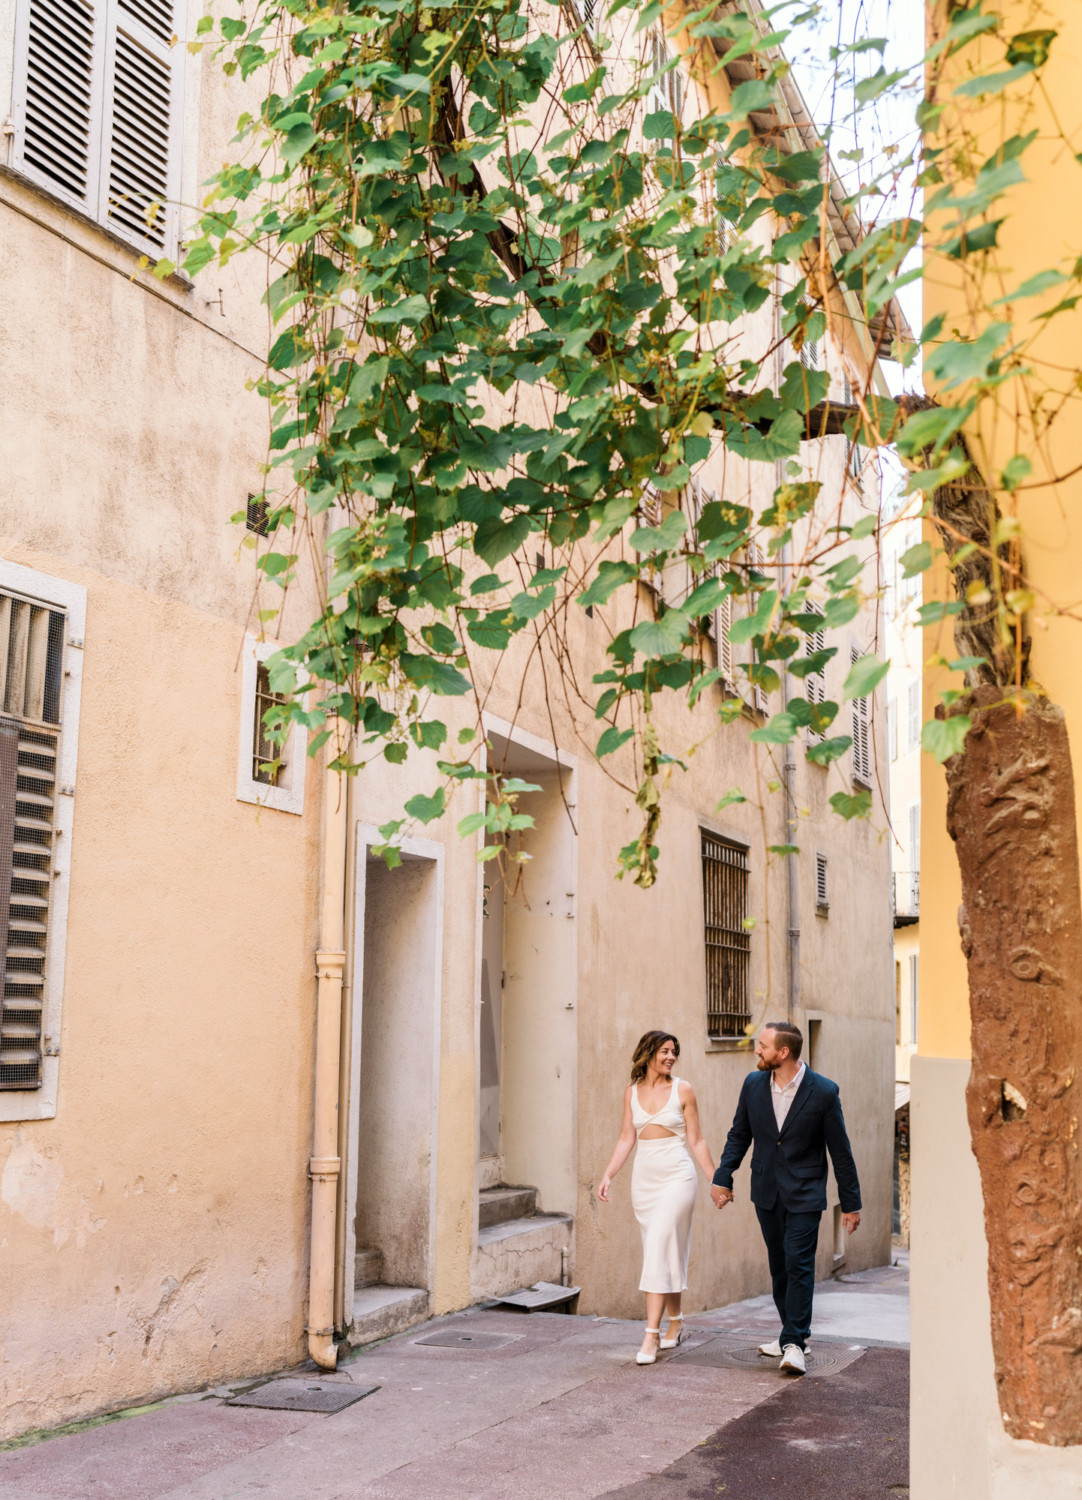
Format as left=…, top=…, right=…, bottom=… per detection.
left=630, top=1030, right=680, bottom=1085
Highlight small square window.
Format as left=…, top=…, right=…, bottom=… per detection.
left=246, top=494, right=269, bottom=536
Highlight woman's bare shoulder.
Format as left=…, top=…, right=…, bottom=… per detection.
left=677, top=1078, right=696, bottom=1104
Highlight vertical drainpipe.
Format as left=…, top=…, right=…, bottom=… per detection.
left=308, top=723, right=349, bottom=1370
left=781, top=539, right=801, bottom=1023
left=775, top=273, right=800, bottom=1022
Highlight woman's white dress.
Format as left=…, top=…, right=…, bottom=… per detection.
left=631, top=1076, right=697, bottom=1293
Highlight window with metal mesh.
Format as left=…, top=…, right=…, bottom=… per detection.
left=0, top=593, right=65, bottom=1091
left=702, top=832, right=750, bottom=1038
left=246, top=493, right=269, bottom=536
left=253, top=662, right=287, bottom=786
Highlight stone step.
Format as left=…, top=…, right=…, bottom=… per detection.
left=478, top=1185, right=538, bottom=1229
left=349, top=1286, right=429, bottom=1349
left=354, top=1246, right=384, bottom=1289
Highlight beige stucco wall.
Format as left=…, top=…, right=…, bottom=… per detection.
left=0, top=32, right=327, bottom=1436
left=0, top=550, right=322, bottom=1438
left=0, top=2, right=899, bottom=1441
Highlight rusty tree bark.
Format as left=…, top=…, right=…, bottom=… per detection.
left=945, top=690, right=1082, bottom=1444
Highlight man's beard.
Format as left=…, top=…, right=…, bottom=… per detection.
left=756, top=1055, right=780, bottom=1072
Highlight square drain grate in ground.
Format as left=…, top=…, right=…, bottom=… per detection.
left=672, top=1339, right=867, bottom=1378
left=413, top=1330, right=523, bottom=1351
left=228, top=1380, right=379, bottom=1412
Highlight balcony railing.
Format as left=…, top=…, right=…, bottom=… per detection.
left=893, top=871, right=919, bottom=926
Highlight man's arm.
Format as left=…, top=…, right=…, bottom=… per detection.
left=823, top=1085, right=862, bottom=1215
left=712, top=1078, right=754, bottom=1190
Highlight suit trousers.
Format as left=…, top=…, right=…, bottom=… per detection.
left=755, top=1202, right=821, bottom=1352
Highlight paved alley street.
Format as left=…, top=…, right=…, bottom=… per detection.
left=0, top=1258, right=909, bottom=1500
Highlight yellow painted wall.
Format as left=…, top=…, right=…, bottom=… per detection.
left=913, top=6, right=1082, bottom=1493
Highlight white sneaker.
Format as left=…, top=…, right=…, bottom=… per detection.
left=780, top=1344, right=806, bottom=1375
left=758, top=1339, right=782, bottom=1357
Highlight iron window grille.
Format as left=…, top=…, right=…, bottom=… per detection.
left=0, top=591, right=66, bottom=1092
left=702, top=831, right=750, bottom=1038
left=253, top=662, right=287, bottom=787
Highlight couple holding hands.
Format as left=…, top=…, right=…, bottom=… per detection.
left=597, top=1023, right=862, bottom=1375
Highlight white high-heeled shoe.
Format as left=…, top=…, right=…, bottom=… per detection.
left=636, top=1328, right=661, bottom=1365
left=660, top=1314, right=684, bottom=1350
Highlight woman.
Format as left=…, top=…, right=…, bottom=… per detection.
left=598, top=1031, right=717, bottom=1364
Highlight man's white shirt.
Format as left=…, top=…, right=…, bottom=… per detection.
left=770, top=1060, right=806, bottom=1131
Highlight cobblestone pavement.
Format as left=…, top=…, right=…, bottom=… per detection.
left=0, top=1258, right=909, bottom=1500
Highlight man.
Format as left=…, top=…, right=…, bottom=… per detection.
left=710, top=1021, right=861, bottom=1376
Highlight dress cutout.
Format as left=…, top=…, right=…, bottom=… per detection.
left=630, top=1077, right=697, bottom=1293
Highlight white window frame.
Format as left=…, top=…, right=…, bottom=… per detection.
left=0, top=557, right=86, bottom=1123
left=10, top=0, right=187, bottom=261
left=906, top=678, right=921, bottom=752
left=236, top=637, right=306, bottom=816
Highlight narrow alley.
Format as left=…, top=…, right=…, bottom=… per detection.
left=0, top=1259, right=909, bottom=1500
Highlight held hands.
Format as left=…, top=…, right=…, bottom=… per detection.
left=710, top=1185, right=734, bottom=1210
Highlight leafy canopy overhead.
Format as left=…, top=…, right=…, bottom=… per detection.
left=164, top=0, right=1077, bottom=880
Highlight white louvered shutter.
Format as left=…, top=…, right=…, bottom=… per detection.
left=907, top=679, right=921, bottom=751
left=100, top=0, right=183, bottom=255
left=13, top=0, right=105, bottom=214
left=815, top=852, right=828, bottom=911
left=715, top=592, right=734, bottom=685
left=13, top=0, right=184, bottom=258
left=804, top=605, right=826, bottom=743
left=850, top=643, right=872, bottom=785
left=0, top=592, right=66, bottom=1093
left=750, top=543, right=769, bottom=714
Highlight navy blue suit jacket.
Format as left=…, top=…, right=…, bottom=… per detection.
left=712, top=1067, right=862, bottom=1214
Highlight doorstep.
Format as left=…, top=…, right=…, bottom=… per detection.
left=349, top=1285, right=429, bottom=1348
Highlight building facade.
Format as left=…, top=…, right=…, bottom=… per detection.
left=884, top=492, right=923, bottom=1245
left=0, top=0, right=898, bottom=1439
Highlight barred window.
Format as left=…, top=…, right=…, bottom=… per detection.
left=236, top=637, right=306, bottom=816
left=702, top=831, right=750, bottom=1039
left=0, top=592, right=67, bottom=1092
left=253, top=663, right=287, bottom=787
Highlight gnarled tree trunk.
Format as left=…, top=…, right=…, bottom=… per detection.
left=945, top=693, right=1082, bottom=1444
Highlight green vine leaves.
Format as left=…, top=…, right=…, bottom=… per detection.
left=162, top=0, right=1074, bottom=883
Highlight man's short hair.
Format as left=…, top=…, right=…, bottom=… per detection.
left=763, top=1020, right=803, bottom=1060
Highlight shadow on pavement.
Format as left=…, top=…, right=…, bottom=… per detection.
left=594, top=1347, right=909, bottom=1499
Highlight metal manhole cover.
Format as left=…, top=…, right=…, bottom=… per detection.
left=228, top=1379, right=379, bottom=1412
left=413, top=1330, right=522, bottom=1351
left=672, top=1340, right=866, bottom=1377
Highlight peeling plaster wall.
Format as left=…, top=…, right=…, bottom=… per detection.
left=0, top=567, right=321, bottom=1439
